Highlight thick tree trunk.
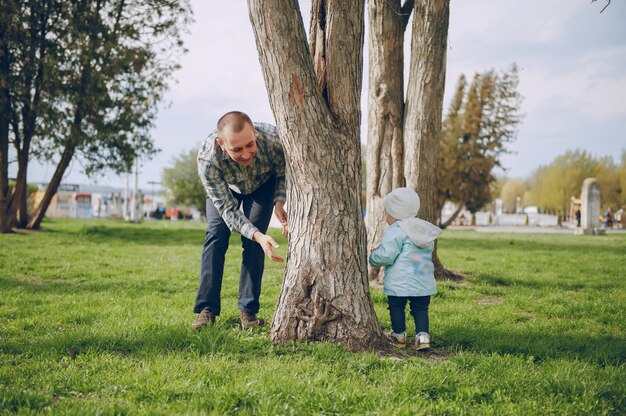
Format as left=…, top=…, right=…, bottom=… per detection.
left=403, top=1, right=454, bottom=281
left=433, top=243, right=463, bottom=281
left=248, top=0, right=384, bottom=350
left=403, top=0, right=449, bottom=225
left=365, top=0, right=408, bottom=284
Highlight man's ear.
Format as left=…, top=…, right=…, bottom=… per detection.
left=217, top=137, right=225, bottom=150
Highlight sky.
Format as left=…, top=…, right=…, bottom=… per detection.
left=16, top=0, right=626, bottom=190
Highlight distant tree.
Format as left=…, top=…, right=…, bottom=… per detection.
left=162, top=148, right=205, bottom=213
left=500, top=178, right=528, bottom=213
left=0, top=0, right=64, bottom=230
left=0, top=0, right=191, bottom=232
left=27, top=0, right=191, bottom=230
left=437, top=66, right=523, bottom=228
left=526, top=149, right=622, bottom=213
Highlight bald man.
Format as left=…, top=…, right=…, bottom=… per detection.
left=192, top=111, right=287, bottom=330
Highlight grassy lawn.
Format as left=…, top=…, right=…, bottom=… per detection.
left=1, top=219, right=624, bottom=415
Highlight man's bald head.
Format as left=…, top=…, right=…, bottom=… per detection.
left=217, top=111, right=254, bottom=141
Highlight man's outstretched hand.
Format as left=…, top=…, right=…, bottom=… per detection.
left=274, top=200, right=288, bottom=237
left=253, top=231, right=284, bottom=262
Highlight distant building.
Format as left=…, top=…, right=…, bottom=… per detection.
left=30, top=183, right=166, bottom=220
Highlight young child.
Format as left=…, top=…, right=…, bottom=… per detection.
left=369, top=187, right=441, bottom=350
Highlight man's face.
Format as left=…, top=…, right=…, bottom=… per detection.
left=218, top=123, right=257, bottom=167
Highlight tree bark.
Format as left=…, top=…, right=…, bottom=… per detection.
left=0, top=19, right=11, bottom=233
left=403, top=0, right=449, bottom=224
left=8, top=139, right=31, bottom=228
left=403, top=0, right=453, bottom=280
left=248, top=0, right=384, bottom=350
left=365, top=0, right=408, bottom=284
left=27, top=132, right=78, bottom=230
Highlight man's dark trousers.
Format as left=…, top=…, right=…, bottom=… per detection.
left=193, top=176, right=276, bottom=315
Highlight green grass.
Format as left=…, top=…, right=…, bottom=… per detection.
left=1, top=219, right=624, bottom=415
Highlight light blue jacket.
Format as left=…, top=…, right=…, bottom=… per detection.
left=369, top=218, right=441, bottom=297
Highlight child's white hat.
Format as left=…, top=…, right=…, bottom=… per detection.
left=383, top=187, right=420, bottom=220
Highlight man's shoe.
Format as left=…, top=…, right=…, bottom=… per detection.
left=192, top=308, right=215, bottom=330
left=385, top=331, right=407, bottom=349
left=416, top=332, right=431, bottom=351
left=240, top=311, right=265, bottom=329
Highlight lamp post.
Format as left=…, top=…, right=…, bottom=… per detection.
left=147, top=181, right=161, bottom=213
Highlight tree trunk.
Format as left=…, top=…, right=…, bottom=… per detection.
left=27, top=138, right=77, bottom=230
left=439, top=204, right=462, bottom=229
left=365, top=0, right=409, bottom=284
left=403, top=0, right=453, bottom=281
left=8, top=138, right=31, bottom=228
left=403, top=0, right=449, bottom=223
left=0, top=27, right=11, bottom=233
left=248, top=0, right=384, bottom=350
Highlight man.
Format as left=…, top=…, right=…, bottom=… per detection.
left=192, top=111, right=287, bottom=330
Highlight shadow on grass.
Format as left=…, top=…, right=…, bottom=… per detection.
left=75, top=225, right=206, bottom=246
left=438, top=324, right=626, bottom=366
left=0, top=276, right=186, bottom=296
left=2, top=319, right=624, bottom=366
left=476, top=273, right=622, bottom=291
left=441, top=235, right=626, bottom=257
left=0, top=323, right=262, bottom=358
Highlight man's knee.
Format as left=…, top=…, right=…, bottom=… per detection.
left=205, top=222, right=230, bottom=246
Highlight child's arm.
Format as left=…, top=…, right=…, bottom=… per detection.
left=369, top=230, right=403, bottom=267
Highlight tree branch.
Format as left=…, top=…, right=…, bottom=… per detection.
left=591, top=0, right=611, bottom=13
left=400, top=0, right=414, bottom=32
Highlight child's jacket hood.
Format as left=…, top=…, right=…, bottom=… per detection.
left=398, top=218, right=442, bottom=248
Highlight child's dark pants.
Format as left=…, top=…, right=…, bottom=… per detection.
left=388, top=295, right=430, bottom=334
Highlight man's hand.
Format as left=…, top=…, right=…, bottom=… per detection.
left=253, top=231, right=284, bottom=262
left=274, top=200, right=288, bottom=237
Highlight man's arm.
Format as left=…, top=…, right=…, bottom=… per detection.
left=197, top=153, right=259, bottom=241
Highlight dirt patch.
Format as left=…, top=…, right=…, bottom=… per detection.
left=379, top=347, right=457, bottom=363
left=477, top=295, right=501, bottom=305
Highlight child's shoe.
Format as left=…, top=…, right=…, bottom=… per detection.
left=385, top=331, right=407, bottom=349
left=416, top=332, right=431, bottom=351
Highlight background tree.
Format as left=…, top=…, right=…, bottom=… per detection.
left=0, top=0, right=191, bottom=232
left=500, top=178, right=528, bottom=213
left=437, top=66, right=523, bottom=227
left=248, top=0, right=384, bottom=350
left=366, top=0, right=453, bottom=281
left=0, top=0, right=12, bottom=232
left=27, top=0, right=191, bottom=230
left=526, top=149, right=624, bottom=213
left=0, top=0, right=64, bottom=230
left=162, top=147, right=205, bottom=213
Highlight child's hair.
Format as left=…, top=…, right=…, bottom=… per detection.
left=383, top=188, right=421, bottom=220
